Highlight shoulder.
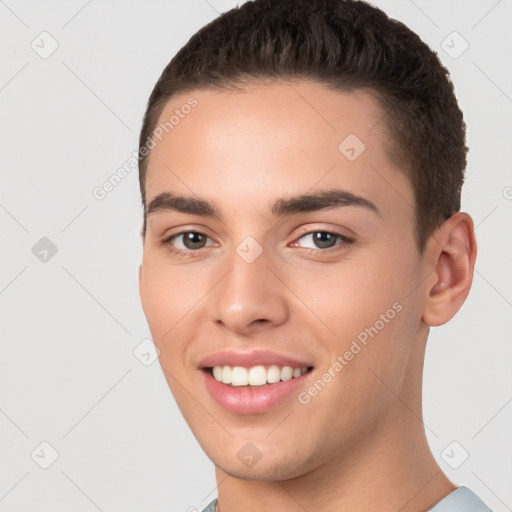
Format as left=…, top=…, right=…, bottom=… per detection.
left=428, top=486, right=493, bottom=512
left=200, top=498, right=217, bottom=512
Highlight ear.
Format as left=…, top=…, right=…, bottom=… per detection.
left=422, top=212, right=477, bottom=327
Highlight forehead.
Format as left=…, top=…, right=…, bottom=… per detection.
left=144, top=80, right=414, bottom=223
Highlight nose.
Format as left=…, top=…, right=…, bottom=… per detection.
left=208, top=246, right=289, bottom=335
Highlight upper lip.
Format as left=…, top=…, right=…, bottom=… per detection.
left=198, top=349, right=314, bottom=369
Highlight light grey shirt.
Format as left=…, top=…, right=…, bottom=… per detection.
left=200, top=486, right=493, bottom=512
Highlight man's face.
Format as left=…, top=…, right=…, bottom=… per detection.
left=139, top=81, right=429, bottom=480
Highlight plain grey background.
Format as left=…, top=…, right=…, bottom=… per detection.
left=0, top=0, right=511, bottom=511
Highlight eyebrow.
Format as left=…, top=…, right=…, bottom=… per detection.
left=146, top=189, right=381, bottom=219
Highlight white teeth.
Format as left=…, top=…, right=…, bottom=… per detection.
left=221, top=366, right=232, bottom=384
left=266, top=365, right=281, bottom=383
left=231, top=366, right=248, bottom=386
left=211, top=364, right=309, bottom=386
left=212, top=366, right=223, bottom=381
left=248, top=365, right=267, bottom=386
left=280, top=366, right=293, bottom=381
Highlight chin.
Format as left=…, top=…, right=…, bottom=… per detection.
left=206, top=443, right=319, bottom=482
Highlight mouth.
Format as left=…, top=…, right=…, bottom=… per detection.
left=200, top=363, right=315, bottom=414
left=207, top=364, right=314, bottom=388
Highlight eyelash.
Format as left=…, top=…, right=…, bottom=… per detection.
left=159, top=228, right=355, bottom=257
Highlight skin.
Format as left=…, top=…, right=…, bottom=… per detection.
left=138, top=80, right=477, bottom=512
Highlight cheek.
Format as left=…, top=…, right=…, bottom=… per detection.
left=139, top=263, right=203, bottom=386
left=139, top=261, right=203, bottom=405
left=300, top=253, right=417, bottom=383
left=293, top=256, right=399, bottom=331
left=139, top=255, right=208, bottom=338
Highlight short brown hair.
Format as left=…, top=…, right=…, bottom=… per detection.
left=138, top=0, right=467, bottom=254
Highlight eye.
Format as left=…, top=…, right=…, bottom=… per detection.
left=160, top=230, right=215, bottom=256
left=159, top=228, right=354, bottom=257
left=174, top=232, right=210, bottom=250
left=292, top=230, right=354, bottom=251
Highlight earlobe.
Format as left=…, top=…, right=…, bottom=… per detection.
left=422, top=213, right=477, bottom=327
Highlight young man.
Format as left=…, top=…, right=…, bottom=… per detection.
left=137, top=0, right=492, bottom=510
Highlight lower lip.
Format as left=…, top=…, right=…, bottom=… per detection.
left=202, top=369, right=312, bottom=414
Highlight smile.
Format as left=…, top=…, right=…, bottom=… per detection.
left=211, top=364, right=310, bottom=387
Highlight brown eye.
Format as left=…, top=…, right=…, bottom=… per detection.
left=160, top=230, right=215, bottom=255
left=311, top=232, right=337, bottom=249
left=179, top=232, right=208, bottom=250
